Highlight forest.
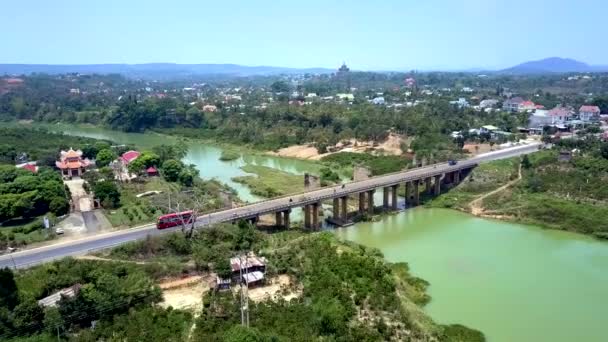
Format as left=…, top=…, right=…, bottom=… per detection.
left=1, top=223, right=484, bottom=342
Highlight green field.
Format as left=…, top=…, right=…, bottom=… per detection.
left=232, top=164, right=305, bottom=197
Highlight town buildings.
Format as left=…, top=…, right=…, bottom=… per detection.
left=579, top=105, right=601, bottom=122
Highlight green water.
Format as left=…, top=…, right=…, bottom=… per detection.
left=27, top=123, right=608, bottom=341
left=335, top=208, right=608, bottom=342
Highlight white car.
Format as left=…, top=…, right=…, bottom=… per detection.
left=55, top=228, right=65, bottom=235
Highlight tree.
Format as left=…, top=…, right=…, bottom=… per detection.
left=93, top=181, right=120, bottom=208
left=12, top=298, right=44, bottom=334
left=601, top=143, right=608, bottom=160
left=521, top=155, right=532, bottom=169
left=0, top=268, right=19, bottom=310
left=95, top=149, right=117, bottom=168
left=214, top=258, right=232, bottom=279
left=270, top=81, right=290, bottom=93
left=161, top=159, right=184, bottom=182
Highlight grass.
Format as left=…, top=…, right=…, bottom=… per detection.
left=104, top=178, right=176, bottom=228
left=219, top=150, right=240, bottom=161
left=231, top=165, right=305, bottom=197
left=321, top=152, right=412, bottom=176
left=427, top=157, right=519, bottom=210
left=0, top=215, right=59, bottom=247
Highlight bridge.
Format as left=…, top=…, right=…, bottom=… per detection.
left=0, top=143, right=541, bottom=269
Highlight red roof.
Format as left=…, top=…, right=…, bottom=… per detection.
left=521, top=100, right=535, bottom=107
left=20, top=164, right=37, bottom=173
left=535, top=104, right=545, bottom=109
left=120, top=151, right=140, bottom=164
left=579, top=105, right=600, bottom=113
left=146, top=166, right=158, bottom=173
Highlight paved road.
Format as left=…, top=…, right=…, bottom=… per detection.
left=0, top=143, right=542, bottom=269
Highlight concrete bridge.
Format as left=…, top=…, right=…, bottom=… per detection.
left=0, top=143, right=541, bottom=269
left=196, top=143, right=541, bottom=230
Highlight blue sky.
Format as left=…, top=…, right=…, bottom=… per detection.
left=1, top=0, right=605, bottom=70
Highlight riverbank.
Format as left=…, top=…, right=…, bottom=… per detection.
left=428, top=152, right=608, bottom=239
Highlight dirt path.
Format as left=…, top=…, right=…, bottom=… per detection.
left=469, top=163, right=522, bottom=216
left=75, top=255, right=148, bottom=264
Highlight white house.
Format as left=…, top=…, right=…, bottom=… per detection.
left=579, top=105, right=601, bottom=122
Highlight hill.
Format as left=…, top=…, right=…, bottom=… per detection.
left=0, top=63, right=334, bottom=79
left=500, top=57, right=608, bottom=74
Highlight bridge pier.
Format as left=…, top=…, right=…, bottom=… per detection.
left=453, top=170, right=461, bottom=184
left=425, top=177, right=432, bottom=195
left=434, top=174, right=441, bottom=195
left=383, top=187, right=390, bottom=209
left=341, top=196, right=348, bottom=220
left=333, top=198, right=340, bottom=219
left=405, top=181, right=411, bottom=206
left=391, top=184, right=399, bottom=210
left=304, top=204, right=311, bottom=228
left=413, top=180, right=420, bottom=205
left=312, top=202, right=320, bottom=229
left=367, top=190, right=375, bottom=215
left=358, top=192, right=366, bottom=214
left=275, top=211, right=283, bottom=227
left=283, top=210, right=291, bottom=229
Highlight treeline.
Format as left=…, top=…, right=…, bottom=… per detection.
left=0, top=127, right=110, bottom=166
left=0, top=167, right=70, bottom=243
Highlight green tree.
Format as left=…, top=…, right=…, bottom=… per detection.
left=95, top=149, right=117, bottom=168
left=93, top=181, right=120, bottom=208
left=521, top=155, right=532, bottom=169
left=0, top=268, right=19, bottom=310
left=161, top=159, right=184, bottom=182
left=12, top=299, right=44, bottom=334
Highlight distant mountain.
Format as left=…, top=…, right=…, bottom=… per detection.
left=500, top=57, right=608, bottom=74
left=0, top=63, right=334, bottom=79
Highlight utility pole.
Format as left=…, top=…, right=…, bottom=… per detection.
left=239, top=254, right=250, bottom=327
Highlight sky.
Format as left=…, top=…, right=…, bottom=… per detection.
left=1, top=0, right=606, bottom=71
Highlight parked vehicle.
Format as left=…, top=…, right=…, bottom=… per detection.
left=448, top=160, right=458, bottom=166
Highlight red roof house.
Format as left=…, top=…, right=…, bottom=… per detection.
left=20, top=164, right=37, bottom=173
left=120, top=151, right=140, bottom=164
left=579, top=105, right=601, bottom=121
left=146, top=166, right=158, bottom=176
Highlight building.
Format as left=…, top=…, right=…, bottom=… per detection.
left=547, top=106, right=572, bottom=125
left=503, top=97, right=524, bottom=112
left=450, top=98, right=469, bottom=108
left=230, top=255, right=266, bottom=275
left=520, top=100, right=536, bottom=111
left=38, top=284, right=81, bottom=308
left=371, top=97, right=385, bottom=105
left=336, top=93, right=354, bottom=102
left=120, top=150, right=140, bottom=165
left=579, top=105, right=601, bottom=122
left=405, top=77, right=416, bottom=88
left=16, top=162, right=37, bottom=173
left=56, top=149, right=91, bottom=177
left=202, top=104, right=217, bottom=112
left=479, top=99, right=499, bottom=109
left=146, top=166, right=158, bottom=177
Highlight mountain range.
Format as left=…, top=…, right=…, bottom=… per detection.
left=1, top=58, right=607, bottom=78
left=499, top=57, right=608, bottom=74
left=0, top=63, right=334, bottom=79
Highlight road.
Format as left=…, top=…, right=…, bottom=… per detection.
left=0, top=143, right=542, bottom=269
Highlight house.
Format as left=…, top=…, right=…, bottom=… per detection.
left=479, top=99, right=499, bottom=109
left=336, top=93, right=354, bottom=101
left=461, top=87, right=474, bottom=93
left=503, top=97, right=524, bottom=112
left=215, top=276, right=231, bottom=291
left=405, top=77, right=416, bottom=87
left=578, top=105, right=601, bottom=122
left=520, top=100, right=536, bottom=111
left=120, top=150, right=140, bottom=165
left=528, top=109, right=554, bottom=129
left=56, top=149, right=91, bottom=177
left=202, top=104, right=217, bottom=112
left=17, top=163, right=37, bottom=173
left=230, top=255, right=266, bottom=275
left=38, top=284, right=81, bottom=308
left=146, top=166, right=158, bottom=177
left=242, top=271, right=265, bottom=287
left=371, top=97, right=385, bottom=105
left=547, top=106, right=572, bottom=124
left=480, top=125, right=499, bottom=134
left=449, top=98, right=469, bottom=108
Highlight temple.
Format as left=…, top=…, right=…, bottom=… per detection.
left=56, top=148, right=91, bottom=177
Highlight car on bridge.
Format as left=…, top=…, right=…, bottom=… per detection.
left=448, top=160, right=458, bottom=166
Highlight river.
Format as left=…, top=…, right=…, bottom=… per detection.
left=34, top=123, right=608, bottom=341
left=335, top=208, right=608, bottom=342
